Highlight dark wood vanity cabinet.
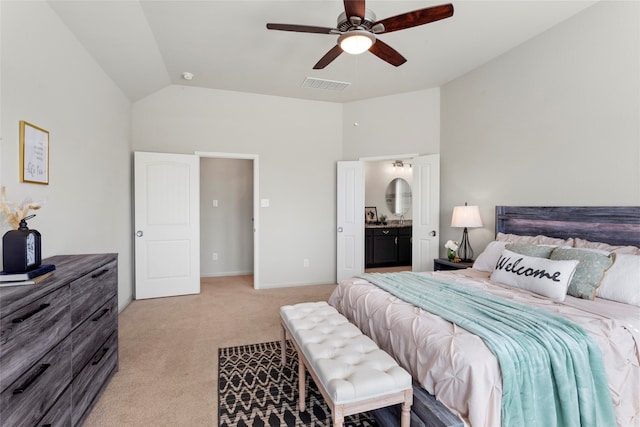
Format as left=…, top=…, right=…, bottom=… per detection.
left=0, top=254, right=118, bottom=427
left=365, top=227, right=412, bottom=267
left=397, top=227, right=412, bottom=265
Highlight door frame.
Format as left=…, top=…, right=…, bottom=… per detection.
left=195, top=151, right=260, bottom=289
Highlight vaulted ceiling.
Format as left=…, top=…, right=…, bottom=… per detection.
left=48, top=1, right=597, bottom=103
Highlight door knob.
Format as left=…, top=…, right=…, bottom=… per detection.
left=136, top=230, right=143, bottom=237
left=337, top=227, right=343, bottom=233
left=430, top=230, right=437, bottom=237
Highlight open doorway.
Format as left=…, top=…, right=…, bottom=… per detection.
left=337, top=154, right=439, bottom=281
left=364, top=159, right=413, bottom=273
left=197, top=152, right=260, bottom=288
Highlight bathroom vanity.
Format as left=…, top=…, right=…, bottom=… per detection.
left=365, top=223, right=412, bottom=267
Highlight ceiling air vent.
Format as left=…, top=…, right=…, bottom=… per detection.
left=301, top=77, right=351, bottom=91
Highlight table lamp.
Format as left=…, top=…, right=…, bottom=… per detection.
left=451, top=203, right=483, bottom=262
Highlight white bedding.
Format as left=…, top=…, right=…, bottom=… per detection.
left=328, top=268, right=640, bottom=427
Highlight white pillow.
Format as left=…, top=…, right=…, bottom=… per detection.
left=496, top=232, right=574, bottom=247
left=472, top=241, right=507, bottom=272
left=574, top=238, right=640, bottom=256
left=490, top=249, right=579, bottom=301
left=596, top=254, right=640, bottom=307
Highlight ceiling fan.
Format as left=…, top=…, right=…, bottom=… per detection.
left=266, top=0, right=454, bottom=69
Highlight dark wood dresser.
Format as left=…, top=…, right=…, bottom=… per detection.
left=0, top=254, right=118, bottom=426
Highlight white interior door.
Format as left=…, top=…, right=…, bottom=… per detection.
left=336, top=161, right=364, bottom=283
left=134, top=152, right=200, bottom=299
left=412, top=154, right=440, bottom=271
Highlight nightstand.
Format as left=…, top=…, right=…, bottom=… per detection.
left=433, top=258, right=474, bottom=271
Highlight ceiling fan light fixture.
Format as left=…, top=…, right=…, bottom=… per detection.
left=338, top=30, right=375, bottom=55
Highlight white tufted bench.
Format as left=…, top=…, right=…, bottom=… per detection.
left=280, top=301, right=413, bottom=427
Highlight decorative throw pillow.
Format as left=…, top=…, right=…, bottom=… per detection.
left=490, top=249, right=579, bottom=301
left=596, top=254, right=640, bottom=307
left=472, top=241, right=507, bottom=272
left=505, top=243, right=555, bottom=258
left=550, top=248, right=615, bottom=300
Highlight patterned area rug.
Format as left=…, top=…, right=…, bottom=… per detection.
left=218, top=340, right=379, bottom=427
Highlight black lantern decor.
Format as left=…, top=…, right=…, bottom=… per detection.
left=2, top=214, right=41, bottom=273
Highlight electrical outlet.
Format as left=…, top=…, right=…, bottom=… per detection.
left=212, top=199, right=218, bottom=207
left=212, top=253, right=218, bottom=261
left=303, top=258, right=309, bottom=267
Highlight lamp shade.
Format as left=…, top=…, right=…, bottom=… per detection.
left=338, top=31, right=375, bottom=54
left=451, top=205, right=483, bottom=228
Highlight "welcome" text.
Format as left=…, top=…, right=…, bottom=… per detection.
left=495, top=256, right=562, bottom=282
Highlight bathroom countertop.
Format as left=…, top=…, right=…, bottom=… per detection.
left=365, top=220, right=412, bottom=228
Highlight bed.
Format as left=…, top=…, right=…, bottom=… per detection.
left=328, top=206, right=640, bottom=427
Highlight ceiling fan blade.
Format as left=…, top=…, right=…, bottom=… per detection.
left=266, top=23, right=337, bottom=34
left=344, top=0, right=366, bottom=20
left=369, top=39, right=407, bottom=67
left=375, top=4, right=454, bottom=34
left=313, top=45, right=344, bottom=69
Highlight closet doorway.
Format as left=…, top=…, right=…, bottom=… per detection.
left=197, top=152, right=260, bottom=288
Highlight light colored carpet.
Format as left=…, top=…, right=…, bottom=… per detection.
left=83, top=275, right=337, bottom=427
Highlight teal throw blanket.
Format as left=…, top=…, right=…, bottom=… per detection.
left=358, top=272, right=616, bottom=427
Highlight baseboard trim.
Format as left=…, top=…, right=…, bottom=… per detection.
left=201, top=271, right=253, bottom=278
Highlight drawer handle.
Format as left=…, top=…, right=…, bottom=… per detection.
left=92, top=308, right=110, bottom=322
left=13, top=363, right=50, bottom=395
left=12, top=303, right=50, bottom=324
left=382, top=230, right=390, bottom=235
left=91, top=269, right=109, bottom=279
left=92, top=347, right=109, bottom=366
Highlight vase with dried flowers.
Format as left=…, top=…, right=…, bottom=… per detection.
left=1, top=187, right=43, bottom=273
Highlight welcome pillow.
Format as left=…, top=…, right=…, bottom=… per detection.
left=490, top=249, right=579, bottom=301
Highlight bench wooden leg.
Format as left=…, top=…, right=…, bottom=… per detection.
left=333, top=405, right=344, bottom=427
left=298, top=352, right=306, bottom=412
left=401, top=389, right=413, bottom=427
left=280, top=323, right=287, bottom=366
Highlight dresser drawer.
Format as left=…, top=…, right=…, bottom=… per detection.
left=70, top=260, right=117, bottom=330
left=0, top=285, right=71, bottom=391
left=38, top=385, right=72, bottom=427
left=71, top=331, right=118, bottom=426
left=71, top=296, right=117, bottom=378
left=0, top=335, right=72, bottom=427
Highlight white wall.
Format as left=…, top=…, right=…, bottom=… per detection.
left=365, top=160, right=414, bottom=222
left=439, top=0, right=640, bottom=255
left=132, top=85, right=342, bottom=288
left=343, top=88, right=440, bottom=160
left=0, top=1, right=133, bottom=309
left=200, top=158, right=253, bottom=277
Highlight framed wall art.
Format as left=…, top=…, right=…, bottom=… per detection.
left=365, top=206, right=378, bottom=223
left=20, top=121, right=49, bottom=185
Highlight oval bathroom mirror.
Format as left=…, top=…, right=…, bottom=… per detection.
left=385, top=178, right=412, bottom=215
